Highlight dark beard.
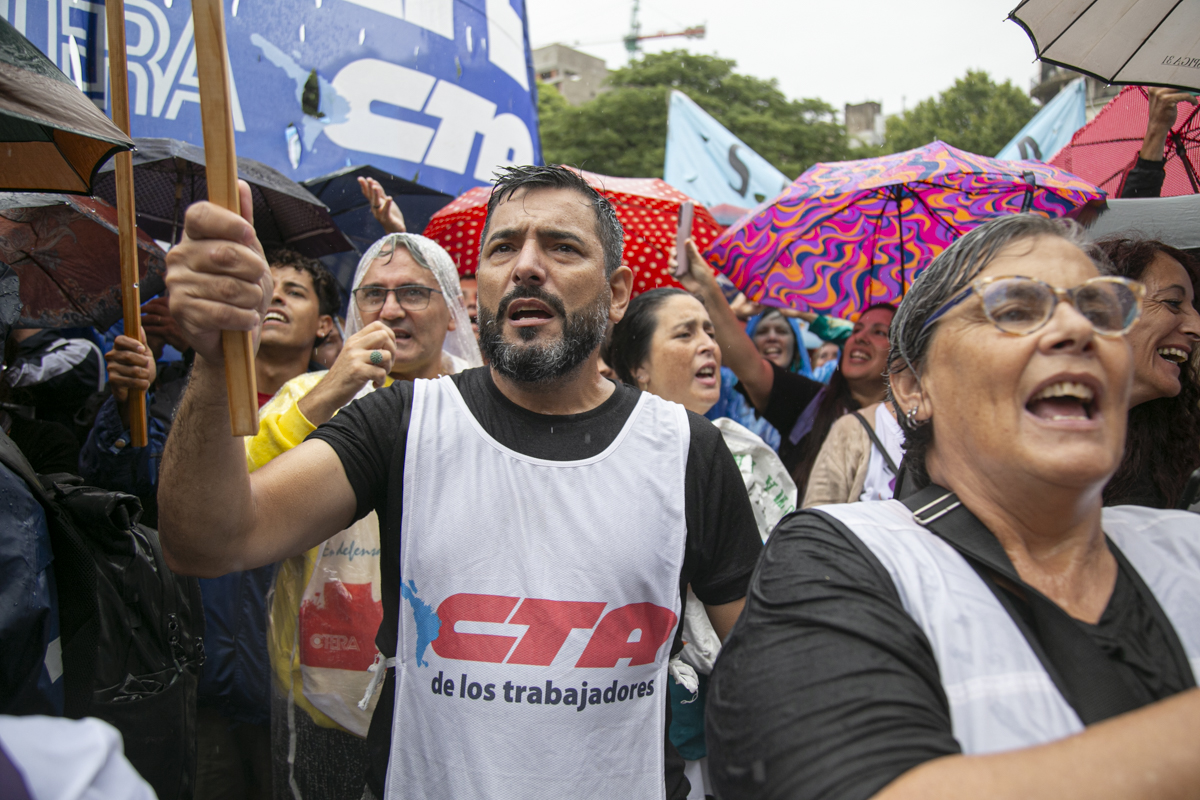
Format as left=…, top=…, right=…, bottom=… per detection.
left=478, top=284, right=610, bottom=385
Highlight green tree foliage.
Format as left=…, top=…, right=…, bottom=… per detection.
left=883, top=70, right=1039, bottom=157
left=538, top=51, right=848, bottom=180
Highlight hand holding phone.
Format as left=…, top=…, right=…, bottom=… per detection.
left=674, top=201, right=694, bottom=278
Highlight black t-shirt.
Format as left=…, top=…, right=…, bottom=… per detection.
left=309, top=367, right=762, bottom=798
left=737, top=362, right=825, bottom=473
left=706, top=510, right=1193, bottom=800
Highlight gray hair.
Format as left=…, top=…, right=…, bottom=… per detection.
left=887, top=213, right=1108, bottom=485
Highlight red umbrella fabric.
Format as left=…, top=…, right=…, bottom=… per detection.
left=1050, top=86, right=1199, bottom=197
left=424, top=171, right=722, bottom=296
left=0, top=192, right=166, bottom=329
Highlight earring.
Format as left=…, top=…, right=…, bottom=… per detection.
left=905, top=406, right=919, bottom=425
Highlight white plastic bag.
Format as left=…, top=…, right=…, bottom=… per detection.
left=681, top=419, right=797, bottom=675
left=295, top=513, right=384, bottom=735
left=713, top=417, right=798, bottom=538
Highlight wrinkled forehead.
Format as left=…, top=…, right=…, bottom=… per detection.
left=976, top=235, right=1100, bottom=287
left=361, top=247, right=437, bottom=289
left=487, top=186, right=602, bottom=243
left=270, top=265, right=314, bottom=292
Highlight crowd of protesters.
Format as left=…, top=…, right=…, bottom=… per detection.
left=1, top=90, right=1199, bottom=800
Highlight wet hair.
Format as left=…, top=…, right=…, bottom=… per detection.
left=790, top=302, right=896, bottom=493
left=607, top=287, right=695, bottom=386
left=481, top=165, right=625, bottom=277
left=267, top=249, right=341, bottom=318
left=1094, top=236, right=1200, bottom=507
left=885, top=214, right=1106, bottom=489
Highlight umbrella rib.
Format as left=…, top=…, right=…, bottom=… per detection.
left=865, top=189, right=889, bottom=290
left=1034, top=0, right=1101, bottom=54
left=1110, top=0, right=1185, bottom=83
left=53, top=136, right=92, bottom=192
left=753, top=192, right=872, bottom=284
left=905, top=184, right=967, bottom=238
left=30, top=255, right=96, bottom=323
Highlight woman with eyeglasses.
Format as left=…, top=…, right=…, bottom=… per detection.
left=1093, top=237, right=1200, bottom=508
left=707, top=215, right=1200, bottom=800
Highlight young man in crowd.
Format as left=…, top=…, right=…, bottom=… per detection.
left=190, top=248, right=340, bottom=800
left=82, top=249, right=339, bottom=800
left=158, top=166, right=761, bottom=800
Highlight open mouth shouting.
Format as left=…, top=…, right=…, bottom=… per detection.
left=263, top=309, right=289, bottom=326
left=1025, top=376, right=1101, bottom=426
left=695, top=362, right=718, bottom=388
left=506, top=298, right=556, bottom=328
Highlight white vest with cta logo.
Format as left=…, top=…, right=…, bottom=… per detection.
left=817, top=501, right=1200, bottom=754
left=385, top=376, right=690, bottom=800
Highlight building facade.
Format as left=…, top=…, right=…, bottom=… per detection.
left=533, top=44, right=609, bottom=106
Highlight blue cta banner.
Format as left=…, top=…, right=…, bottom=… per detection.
left=664, top=89, right=790, bottom=210
left=996, top=77, right=1086, bottom=163
left=2, top=0, right=542, bottom=197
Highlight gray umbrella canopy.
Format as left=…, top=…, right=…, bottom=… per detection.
left=0, top=16, right=132, bottom=194
left=95, top=138, right=353, bottom=258
left=1086, top=194, right=1200, bottom=250
left=1010, top=0, right=1200, bottom=93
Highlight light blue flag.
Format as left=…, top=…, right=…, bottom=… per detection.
left=664, top=90, right=791, bottom=211
left=996, top=78, right=1087, bottom=162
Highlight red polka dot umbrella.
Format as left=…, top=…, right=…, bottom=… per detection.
left=423, top=170, right=722, bottom=297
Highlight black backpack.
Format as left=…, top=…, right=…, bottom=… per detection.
left=0, top=433, right=204, bottom=800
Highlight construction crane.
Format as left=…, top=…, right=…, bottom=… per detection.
left=623, top=0, right=706, bottom=56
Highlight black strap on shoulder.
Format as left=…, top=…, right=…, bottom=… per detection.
left=902, top=485, right=1141, bottom=725
left=850, top=411, right=898, bottom=475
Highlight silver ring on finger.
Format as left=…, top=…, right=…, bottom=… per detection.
left=369, top=350, right=384, bottom=366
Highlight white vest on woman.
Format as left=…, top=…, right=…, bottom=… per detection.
left=385, top=376, right=691, bottom=800
left=817, top=500, right=1200, bottom=755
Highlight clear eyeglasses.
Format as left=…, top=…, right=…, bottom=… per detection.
left=353, top=284, right=444, bottom=313
left=922, top=275, right=1145, bottom=337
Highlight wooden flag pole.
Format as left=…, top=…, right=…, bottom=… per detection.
left=191, top=0, right=258, bottom=436
left=104, top=0, right=147, bottom=447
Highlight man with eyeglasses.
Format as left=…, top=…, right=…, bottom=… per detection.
left=289, top=234, right=478, bottom=432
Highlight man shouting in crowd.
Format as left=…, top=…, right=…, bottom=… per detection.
left=158, top=165, right=761, bottom=800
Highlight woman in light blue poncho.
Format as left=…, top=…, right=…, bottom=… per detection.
left=705, top=308, right=844, bottom=449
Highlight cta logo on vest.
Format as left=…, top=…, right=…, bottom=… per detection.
left=403, top=587, right=678, bottom=668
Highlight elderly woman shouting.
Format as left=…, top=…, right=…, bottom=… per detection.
left=707, top=214, right=1200, bottom=800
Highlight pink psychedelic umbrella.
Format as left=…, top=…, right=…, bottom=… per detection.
left=707, top=140, right=1106, bottom=318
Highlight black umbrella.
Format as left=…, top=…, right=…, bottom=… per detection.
left=0, top=16, right=132, bottom=194
left=0, top=192, right=166, bottom=330
left=301, top=164, right=454, bottom=248
left=94, top=138, right=353, bottom=258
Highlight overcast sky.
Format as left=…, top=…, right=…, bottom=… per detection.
left=525, top=0, right=1044, bottom=116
